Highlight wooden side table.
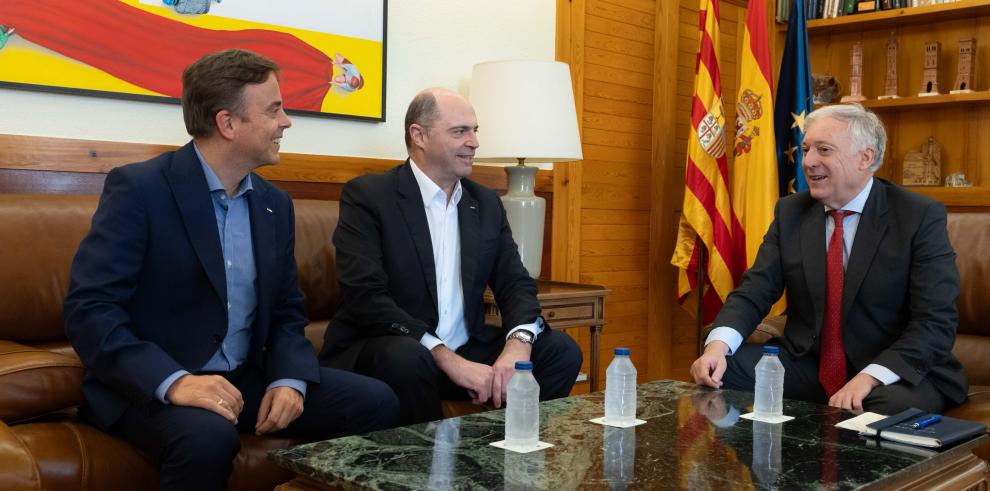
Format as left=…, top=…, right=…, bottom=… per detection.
left=484, top=280, right=610, bottom=391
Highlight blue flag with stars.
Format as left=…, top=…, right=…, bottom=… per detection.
left=773, top=0, right=814, bottom=195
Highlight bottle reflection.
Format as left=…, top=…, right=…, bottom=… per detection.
left=603, top=426, right=636, bottom=490
left=427, top=418, right=460, bottom=490
left=752, top=420, right=782, bottom=489
left=503, top=445, right=545, bottom=491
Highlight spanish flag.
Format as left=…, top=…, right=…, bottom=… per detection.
left=732, top=0, right=785, bottom=316
left=671, top=0, right=745, bottom=324
left=732, top=0, right=778, bottom=270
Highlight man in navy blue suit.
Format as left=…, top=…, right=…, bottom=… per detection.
left=64, top=49, right=398, bottom=491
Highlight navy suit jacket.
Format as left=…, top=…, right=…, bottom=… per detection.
left=320, top=162, right=541, bottom=368
left=713, top=178, right=968, bottom=404
left=64, top=142, right=319, bottom=430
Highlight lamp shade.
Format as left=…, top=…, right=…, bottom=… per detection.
left=469, top=60, right=583, bottom=163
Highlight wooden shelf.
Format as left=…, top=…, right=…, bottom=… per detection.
left=782, top=0, right=990, bottom=35
left=854, top=91, right=990, bottom=110
left=911, top=186, right=990, bottom=207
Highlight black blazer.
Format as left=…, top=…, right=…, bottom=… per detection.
left=713, top=178, right=968, bottom=404
left=321, top=162, right=541, bottom=367
left=64, top=143, right=319, bottom=429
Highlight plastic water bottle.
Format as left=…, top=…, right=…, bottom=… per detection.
left=753, top=345, right=785, bottom=418
left=605, top=347, right=637, bottom=424
left=505, top=361, right=540, bottom=447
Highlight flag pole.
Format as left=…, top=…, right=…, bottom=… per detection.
left=696, top=246, right=706, bottom=357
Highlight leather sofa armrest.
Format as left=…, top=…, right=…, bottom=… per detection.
left=0, top=419, right=42, bottom=490
left=0, top=341, right=84, bottom=423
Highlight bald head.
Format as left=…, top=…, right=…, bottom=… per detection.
left=404, top=87, right=479, bottom=191
left=404, top=88, right=469, bottom=150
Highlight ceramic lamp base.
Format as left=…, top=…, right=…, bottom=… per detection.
left=501, top=164, right=545, bottom=278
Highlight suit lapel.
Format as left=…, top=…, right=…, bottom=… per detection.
left=396, top=163, right=439, bottom=311
left=247, top=181, right=274, bottom=329
left=165, top=143, right=227, bottom=303
left=843, top=181, right=888, bottom=318
left=458, top=186, right=480, bottom=297
left=800, top=201, right=827, bottom=328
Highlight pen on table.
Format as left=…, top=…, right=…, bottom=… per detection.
left=912, top=415, right=942, bottom=429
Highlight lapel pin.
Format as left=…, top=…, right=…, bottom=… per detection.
left=266, top=207, right=273, bottom=213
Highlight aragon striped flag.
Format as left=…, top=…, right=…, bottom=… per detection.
left=671, top=0, right=745, bottom=324
left=732, top=0, right=785, bottom=315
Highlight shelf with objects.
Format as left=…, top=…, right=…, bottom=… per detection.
left=789, top=0, right=990, bottom=207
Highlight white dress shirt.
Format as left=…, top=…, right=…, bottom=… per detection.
left=409, top=160, right=541, bottom=352
left=707, top=178, right=899, bottom=386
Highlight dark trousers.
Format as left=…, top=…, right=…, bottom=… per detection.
left=326, top=330, right=583, bottom=425
left=107, top=366, right=399, bottom=491
left=723, top=342, right=952, bottom=414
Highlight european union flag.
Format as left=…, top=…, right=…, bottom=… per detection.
left=773, top=0, right=814, bottom=195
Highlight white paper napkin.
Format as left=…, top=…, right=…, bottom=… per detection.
left=588, top=416, right=647, bottom=428
left=740, top=412, right=794, bottom=424
left=489, top=440, right=554, bottom=454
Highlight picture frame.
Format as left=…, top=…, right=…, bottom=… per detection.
left=0, top=0, right=387, bottom=121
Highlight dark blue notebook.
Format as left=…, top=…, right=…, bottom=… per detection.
left=860, top=408, right=987, bottom=448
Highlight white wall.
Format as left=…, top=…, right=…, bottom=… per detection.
left=0, top=0, right=555, bottom=160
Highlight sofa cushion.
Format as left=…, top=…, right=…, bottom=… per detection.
left=947, top=213, right=990, bottom=338
left=0, top=341, right=84, bottom=423
left=13, top=420, right=157, bottom=491
left=0, top=420, right=41, bottom=491
left=953, top=334, right=990, bottom=387
left=0, top=195, right=98, bottom=343
left=293, top=199, right=340, bottom=322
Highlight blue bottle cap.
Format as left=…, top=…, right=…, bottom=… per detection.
left=515, top=361, right=533, bottom=370
left=614, top=347, right=631, bottom=356
left=762, top=345, right=780, bottom=354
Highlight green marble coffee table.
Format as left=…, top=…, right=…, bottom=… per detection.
left=269, top=380, right=988, bottom=490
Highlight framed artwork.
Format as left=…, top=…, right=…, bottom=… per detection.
left=0, top=0, right=387, bottom=121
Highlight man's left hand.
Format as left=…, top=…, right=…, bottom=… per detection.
left=255, top=386, right=304, bottom=435
left=491, top=338, right=533, bottom=409
left=827, top=372, right=881, bottom=411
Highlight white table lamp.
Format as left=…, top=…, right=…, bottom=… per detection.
left=470, top=60, right=583, bottom=278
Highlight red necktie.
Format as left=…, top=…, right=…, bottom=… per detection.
left=819, top=210, right=855, bottom=397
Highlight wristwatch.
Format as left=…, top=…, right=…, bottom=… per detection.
left=508, top=330, right=534, bottom=345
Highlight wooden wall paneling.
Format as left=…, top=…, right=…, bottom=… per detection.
left=554, top=0, right=585, bottom=284
left=648, top=0, right=681, bottom=381
left=579, top=0, right=656, bottom=381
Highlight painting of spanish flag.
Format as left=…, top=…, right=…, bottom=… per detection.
left=0, top=0, right=387, bottom=121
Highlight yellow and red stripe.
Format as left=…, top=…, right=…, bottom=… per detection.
left=671, top=0, right=745, bottom=323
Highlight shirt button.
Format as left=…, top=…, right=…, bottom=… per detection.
left=227, top=303, right=231, bottom=310
left=226, top=260, right=232, bottom=268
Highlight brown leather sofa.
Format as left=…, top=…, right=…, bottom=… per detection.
left=0, top=194, right=474, bottom=491
left=750, top=212, right=990, bottom=461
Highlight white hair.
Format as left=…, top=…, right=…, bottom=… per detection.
left=806, top=103, right=886, bottom=171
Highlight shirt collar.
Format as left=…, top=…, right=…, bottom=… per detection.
left=193, top=142, right=253, bottom=198
left=824, top=177, right=873, bottom=214
left=409, top=158, right=461, bottom=208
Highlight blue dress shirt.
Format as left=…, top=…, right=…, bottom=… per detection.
left=154, top=146, right=306, bottom=402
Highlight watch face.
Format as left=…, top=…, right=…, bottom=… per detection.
left=513, top=331, right=533, bottom=343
